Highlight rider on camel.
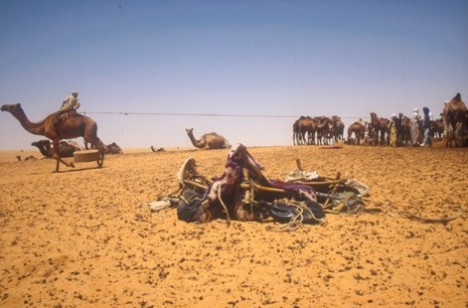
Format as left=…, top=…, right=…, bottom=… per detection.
left=55, top=91, right=80, bottom=130
left=60, top=91, right=80, bottom=115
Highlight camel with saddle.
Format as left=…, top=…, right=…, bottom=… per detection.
left=443, top=92, right=468, bottom=147
left=1, top=104, right=106, bottom=172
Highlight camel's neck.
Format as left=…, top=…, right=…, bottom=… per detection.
left=8, top=107, right=47, bottom=136
left=187, top=131, right=201, bottom=147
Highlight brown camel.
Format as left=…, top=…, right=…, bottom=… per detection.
left=347, top=122, right=366, bottom=145
left=399, top=114, right=412, bottom=146
left=1, top=103, right=106, bottom=172
left=292, top=117, right=302, bottom=145
left=185, top=128, right=230, bottom=149
left=369, top=112, right=390, bottom=145
left=293, top=116, right=311, bottom=145
left=150, top=146, right=165, bottom=152
left=331, top=115, right=345, bottom=142
left=106, top=142, right=123, bottom=154
left=443, top=92, right=467, bottom=147
left=83, top=140, right=121, bottom=154
left=31, top=139, right=81, bottom=158
left=298, top=116, right=316, bottom=145
left=431, top=118, right=445, bottom=139
left=16, top=155, right=38, bottom=161
left=315, top=116, right=334, bottom=145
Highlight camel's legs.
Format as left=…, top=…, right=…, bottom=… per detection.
left=52, top=139, right=75, bottom=173
left=54, top=157, right=60, bottom=173
left=97, top=150, right=105, bottom=168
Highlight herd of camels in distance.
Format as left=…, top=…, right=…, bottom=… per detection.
left=1, top=92, right=467, bottom=172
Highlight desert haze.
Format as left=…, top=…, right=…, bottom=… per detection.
left=0, top=145, right=466, bottom=307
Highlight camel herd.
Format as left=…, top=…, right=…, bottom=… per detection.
left=293, top=92, right=467, bottom=148
left=1, top=92, right=466, bottom=172
left=293, top=115, right=345, bottom=146
left=292, top=112, right=443, bottom=147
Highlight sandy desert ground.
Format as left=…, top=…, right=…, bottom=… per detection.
left=0, top=144, right=466, bottom=307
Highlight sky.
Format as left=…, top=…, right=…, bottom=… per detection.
left=0, top=0, right=467, bottom=150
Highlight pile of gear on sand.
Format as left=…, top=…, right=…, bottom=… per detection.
left=149, top=144, right=370, bottom=230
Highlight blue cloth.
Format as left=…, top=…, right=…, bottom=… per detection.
left=423, top=113, right=431, bottom=129
left=423, top=127, right=432, bottom=146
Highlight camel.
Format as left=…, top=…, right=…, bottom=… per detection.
left=331, top=115, right=345, bottom=142
left=106, top=142, right=123, bottom=154
left=16, top=155, right=38, bottom=161
left=454, top=121, right=468, bottom=146
left=369, top=112, right=390, bottom=145
left=185, top=128, right=230, bottom=149
left=83, top=140, right=121, bottom=154
left=347, top=122, right=366, bottom=145
left=315, top=116, right=335, bottom=145
left=31, top=139, right=81, bottom=158
left=398, top=114, right=412, bottom=146
left=292, top=117, right=302, bottom=145
left=431, top=118, right=445, bottom=139
left=297, top=116, right=316, bottom=145
left=293, top=116, right=312, bottom=145
left=442, top=92, right=467, bottom=147
left=1, top=103, right=106, bottom=172
left=151, top=146, right=165, bottom=152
